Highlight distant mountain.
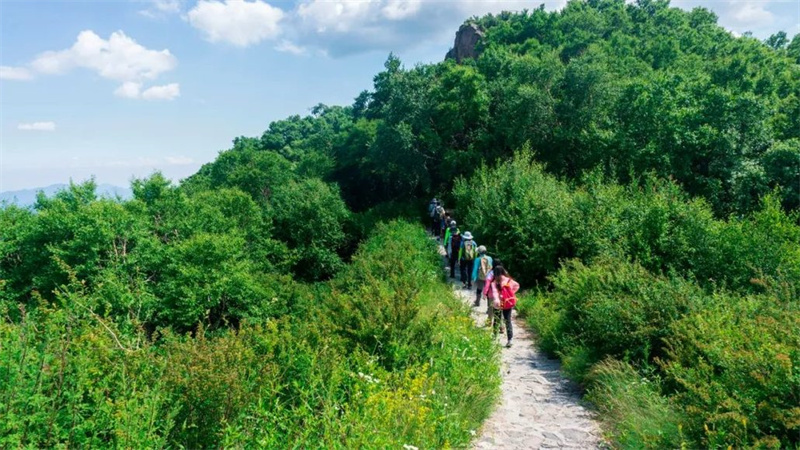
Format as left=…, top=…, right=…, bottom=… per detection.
left=0, top=183, right=133, bottom=207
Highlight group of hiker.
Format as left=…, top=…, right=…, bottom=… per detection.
left=427, top=198, right=520, bottom=348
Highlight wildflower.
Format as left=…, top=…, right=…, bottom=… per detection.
left=403, top=445, right=419, bottom=450
left=357, top=372, right=380, bottom=384
left=469, top=430, right=477, bottom=436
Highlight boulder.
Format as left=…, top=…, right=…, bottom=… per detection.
left=445, top=23, right=484, bottom=63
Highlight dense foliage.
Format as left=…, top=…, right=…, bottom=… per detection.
left=179, top=1, right=799, bottom=217
left=3, top=0, right=799, bottom=447
left=460, top=152, right=799, bottom=448
left=1, top=221, right=499, bottom=448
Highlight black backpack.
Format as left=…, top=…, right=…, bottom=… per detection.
left=450, top=233, right=462, bottom=257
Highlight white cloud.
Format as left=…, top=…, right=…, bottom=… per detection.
left=289, top=0, right=533, bottom=56
left=114, top=81, right=143, bottom=98
left=114, top=81, right=180, bottom=100
left=141, top=83, right=180, bottom=100
left=14, top=30, right=179, bottom=100
left=139, top=0, right=182, bottom=17
left=0, top=66, right=33, bottom=81
left=31, top=30, right=176, bottom=81
left=187, top=0, right=285, bottom=47
left=382, top=0, right=423, bottom=20
left=18, top=122, right=56, bottom=131
left=155, top=0, right=182, bottom=13
left=275, top=40, right=307, bottom=55
left=728, top=1, right=774, bottom=27
left=297, top=1, right=376, bottom=33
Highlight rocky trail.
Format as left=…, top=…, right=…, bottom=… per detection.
left=438, top=244, right=605, bottom=449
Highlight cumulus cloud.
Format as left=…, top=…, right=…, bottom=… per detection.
left=177, top=0, right=528, bottom=55
left=277, top=0, right=792, bottom=57
left=10, top=30, right=180, bottom=100
left=297, top=1, right=377, bottom=33
left=382, top=0, right=424, bottom=20
left=659, top=0, right=791, bottom=38
left=114, top=81, right=144, bottom=99
left=18, top=122, right=56, bottom=131
left=187, top=0, right=284, bottom=47
left=114, top=81, right=180, bottom=100
left=139, top=0, right=183, bottom=18
left=142, top=83, right=180, bottom=100
left=0, top=66, right=33, bottom=80
left=287, top=0, right=535, bottom=57
left=728, top=1, right=775, bottom=28
left=31, top=30, right=176, bottom=80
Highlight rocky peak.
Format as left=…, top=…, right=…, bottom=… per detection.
left=445, top=23, right=484, bottom=63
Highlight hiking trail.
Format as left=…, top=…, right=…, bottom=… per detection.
left=437, top=243, right=605, bottom=449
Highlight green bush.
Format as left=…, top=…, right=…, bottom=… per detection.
left=463, top=151, right=800, bottom=448
left=456, top=151, right=800, bottom=294
left=0, top=221, right=500, bottom=448
left=0, top=292, right=177, bottom=449
left=536, top=257, right=703, bottom=372
left=453, top=150, right=576, bottom=285
left=662, top=294, right=800, bottom=448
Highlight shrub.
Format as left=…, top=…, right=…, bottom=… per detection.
left=1, top=221, right=500, bottom=448
left=531, top=257, right=703, bottom=372
left=453, top=150, right=576, bottom=285
left=662, top=294, right=800, bottom=448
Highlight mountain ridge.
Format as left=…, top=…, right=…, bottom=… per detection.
left=0, top=183, right=133, bottom=207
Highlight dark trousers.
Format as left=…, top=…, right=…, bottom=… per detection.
left=449, top=256, right=458, bottom=278
left=493, top=308, right=513, bottom=340
left=460, top=259, right=474, bottom=288
left=431, top=217, right=439, bottom=236
left=475, top=280, right=485, bottom=305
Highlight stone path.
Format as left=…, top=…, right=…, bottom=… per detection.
left=438, top=244, right=604, bottom=449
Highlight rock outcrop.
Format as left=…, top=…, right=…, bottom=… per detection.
left=445, top=23, right=484, bottom=63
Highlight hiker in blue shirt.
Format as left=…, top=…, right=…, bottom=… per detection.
left=472, top=246, right=493, bottom=308
left=458, top=231, right=478, bottom=290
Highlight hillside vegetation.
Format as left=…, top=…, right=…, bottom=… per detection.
left=2, top=0, right=799, bottom=447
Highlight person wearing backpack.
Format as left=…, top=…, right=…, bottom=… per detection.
left=439, top=210, right=450, bottom=239
left=428, top=198, right=439, bottom=235
left=443, top=220, right=457, bottom=255
left=444, top=221, right=461, bottom=279
left=458, top=231, right=477, bottom=289
left=483, top=262, right=520, bottom=348
left=471, top=245, right=493, bottom=307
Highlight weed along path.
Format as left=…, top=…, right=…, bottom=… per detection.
left=437, top=244, right=604, bottom=449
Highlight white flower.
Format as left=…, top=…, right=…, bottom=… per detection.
left=403, top=445, right=419, bottom=450
left=357, top=372, right=380, bottom=384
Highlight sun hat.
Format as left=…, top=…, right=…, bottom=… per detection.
left=477, top=245, right=487, bottom=254
left=462, top=231, right=473, bottom=240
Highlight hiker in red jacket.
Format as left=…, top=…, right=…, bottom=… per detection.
left=483, top=261, right=520, bottom=348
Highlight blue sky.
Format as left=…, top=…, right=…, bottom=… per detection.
left=1, top=0, right=798, bottom=192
